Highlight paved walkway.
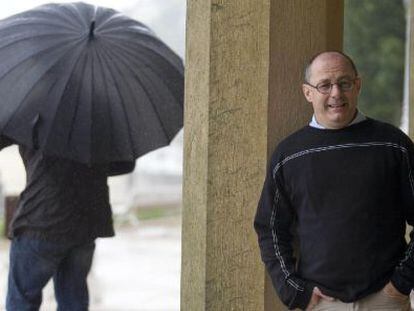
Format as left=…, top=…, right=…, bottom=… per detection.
left=0, top=216, right=181, bottom=311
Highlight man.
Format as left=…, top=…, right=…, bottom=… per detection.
left=0, top=136, right=134, bottom=310
left=254, top=51, right=414, bottom=310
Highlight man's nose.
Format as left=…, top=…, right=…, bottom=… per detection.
left=329, top=83, right=342, bottom=97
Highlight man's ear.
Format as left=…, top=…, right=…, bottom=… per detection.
left=302, top=84, right=313, bottom=103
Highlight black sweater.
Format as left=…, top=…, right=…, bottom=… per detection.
left=254, top=118, right=414, bottom=310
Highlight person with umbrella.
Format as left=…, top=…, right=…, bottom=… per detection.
left=0, top=2, right=184, bottom=310
left=1, top=134, right=135, bottom=310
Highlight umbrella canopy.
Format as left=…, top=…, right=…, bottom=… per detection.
left=0, top=2, right=184, bottom=165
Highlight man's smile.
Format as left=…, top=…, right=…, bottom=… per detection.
left=327, top=102, right=347, bottom=109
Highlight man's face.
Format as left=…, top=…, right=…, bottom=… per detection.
left=302, top=53, right=361, bottom=129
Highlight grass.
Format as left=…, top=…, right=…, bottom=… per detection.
left=113, top=202, right=182, bottom=228
left=134, top=203, right=181, bottom=221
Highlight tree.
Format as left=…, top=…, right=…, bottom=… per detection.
left=344, top=0, right=406, bottom=126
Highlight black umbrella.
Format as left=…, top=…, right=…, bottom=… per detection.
left=0, top=2, right=184, bottom=165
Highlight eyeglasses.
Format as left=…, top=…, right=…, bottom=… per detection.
left=305, top=78, right=358, bottom=95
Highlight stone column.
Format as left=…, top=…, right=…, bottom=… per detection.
left=181, top=1, right=343, bottom=310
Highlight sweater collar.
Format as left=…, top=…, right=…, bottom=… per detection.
left=309, top=111, right=366, bottom=129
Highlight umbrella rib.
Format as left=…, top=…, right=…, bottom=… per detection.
left=4, top=42, right=86, bottom=149
left=2, top=76, right=61, bottom=142
left=94, top=12, right=125, bottom=31
left=53, top=3, right=91, bottom=30
left=89, top=43, right=113, bottom=161
left=1, top=18, right=80, bottom=33
left=39, top=45, right=90, bottom=161
left=105, top=42, right=182, bottom=138
left=29, top=2, right=94, bottom=31
left=102, top=44, right=171, bottom=142
left=66, top=54, right=88, bottom=153
left=0, top=34, right=78, bottom=57
left=55, top=48, right=90, bottom=153
left=100, top=32, right=183, bottom=72
left=0, top=37, right=83, bottom=80
left=107, top=41, right=183, bottom=92
left=96, top=45, right=136, bottom=156
left=97, top=23, right=153, bottom=38
left=0, top=29, right=79, bottom=40
left=104, top=34, right=183, bottom=81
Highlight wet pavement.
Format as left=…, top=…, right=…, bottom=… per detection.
left=0, top=216, right=181, bottom=311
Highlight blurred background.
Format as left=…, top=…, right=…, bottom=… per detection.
left=0, top=0, right=410, bottom=310
left=344, top=0, right=408, bottom=130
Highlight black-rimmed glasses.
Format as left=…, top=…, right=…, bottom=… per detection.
left=305, top=78, right=358, bottom=95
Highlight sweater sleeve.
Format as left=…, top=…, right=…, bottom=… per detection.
left=254, top=152, right=313, bottom=310
left=391, top=138, right=414, bottom=295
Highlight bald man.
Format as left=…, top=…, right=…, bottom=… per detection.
left=255, top=51, right=413, bottom=310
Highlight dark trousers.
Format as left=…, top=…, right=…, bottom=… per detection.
left=6, top=236, right=95, bottom=311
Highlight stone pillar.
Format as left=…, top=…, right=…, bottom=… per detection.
left=181, top=1, right=343, bottom=310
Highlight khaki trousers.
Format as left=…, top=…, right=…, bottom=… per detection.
left=311, top=290, right=411, bottom=311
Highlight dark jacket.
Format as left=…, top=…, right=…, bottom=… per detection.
left=0, top=135, right=134, bottom=242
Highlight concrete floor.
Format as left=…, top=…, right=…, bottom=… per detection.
left=0, top=216, right=181, bottom=311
